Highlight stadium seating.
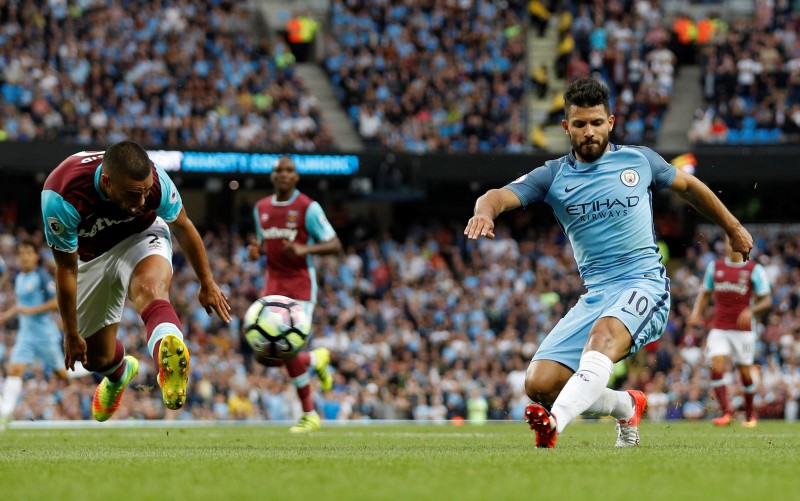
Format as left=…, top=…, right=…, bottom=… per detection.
left=0, top=1, right=333, bottom=151
left=321, top=0, right=529, bottom=153
left=528, top=0, right=677, bottom=148
left=692, top=5, right=799, bottom=145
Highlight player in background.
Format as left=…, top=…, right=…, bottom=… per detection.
left=464, top=77, right=753, bottom=448
left=248, top=155, right=342, bottom=433
left=0, top=240, right=69, bottom=430
left=42, top=141, right=231, bottom=422
left=688, top=235, right=771, bottom=427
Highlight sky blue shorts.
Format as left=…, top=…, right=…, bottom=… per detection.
left=10, top=328, right=64, bottom=369
left=533, top=277, right=670, bottom=372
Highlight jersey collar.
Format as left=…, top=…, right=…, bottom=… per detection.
left=723, top=257, right=748, bottom=267
left=94, top=165, right=110, bottom=201
left=271, top=189, right=299, bottom=206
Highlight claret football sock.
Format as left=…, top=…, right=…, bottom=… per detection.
left=709, top=372, right=731, bottom=415
left=287, top=356, right=314, bottom=412
left=142, top=299, right=184, bottom=360
left=97, top=340, right=127, bottom=383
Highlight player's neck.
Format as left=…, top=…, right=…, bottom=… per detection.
left=573, top=147, right=610, bottom=164
left=274, top=189, right=293, bottom=202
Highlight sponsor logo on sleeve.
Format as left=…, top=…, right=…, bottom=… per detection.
left=47, top=217, right=65, bottom=235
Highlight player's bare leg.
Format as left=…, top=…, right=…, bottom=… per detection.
left=524, top=360, right=571, bottom=448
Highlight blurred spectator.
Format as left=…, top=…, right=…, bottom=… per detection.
left=528, top=0, right=551, bottom=38
left=286, top=11, right=320, bottom=63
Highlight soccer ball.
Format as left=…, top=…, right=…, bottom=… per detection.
left=243, top=295, right=310, bottom=361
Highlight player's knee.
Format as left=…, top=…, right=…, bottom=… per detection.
left=524, top=376, right=557, bottom=408
left=130, top=278, right=170, bottom=312
left=587, top=321, right=631, bottom=359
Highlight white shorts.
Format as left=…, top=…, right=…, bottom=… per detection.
left=77, top=218, right=172, bottom=338
left=705, top=328, right=756, bottom=366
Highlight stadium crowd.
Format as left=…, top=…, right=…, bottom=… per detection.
left=322, top=0, right=529, bottom=153
left=690, top=0, right=800, bottom=145
left=543, top=0, right=677, bottom=146
left=0, top=0, right=334, bottom=151
left=1, top=218, right=799, bottom=424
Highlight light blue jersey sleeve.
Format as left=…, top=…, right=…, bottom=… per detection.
left=702, top=260, right=716, bottom=290
left=41, top=190, right=81, bottom=253
left=305, top=202, right=337, bottom=242
left=154, top=165, right=183, bottom=223
left=751, top=263, right=771, bottom=296
left=503, top=163, right=558, bottom=207
left=253, top=206, right=263, bottom=244
left=634, top=146, right=677, bottom=189
left=38, top=269, right=57, bottom=301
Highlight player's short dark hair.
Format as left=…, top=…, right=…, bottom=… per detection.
left=564, top=77, right=610, bottom=117
left=274, top=155, right=296, bottom=170
left=103, top=141, right=152, bottom=181
left=18, top=239, right=37, bottom=252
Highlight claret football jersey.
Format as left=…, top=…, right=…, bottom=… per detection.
left=41, top=151, right=182, bottom=261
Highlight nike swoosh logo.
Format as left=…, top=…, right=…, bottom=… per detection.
left=621, top=307, right=637, bottom=316
left=565, top=184, right=583, bottom=193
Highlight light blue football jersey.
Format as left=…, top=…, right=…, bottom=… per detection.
left=505, top=144, right=677, bottom=288
left=14, top=268, right=59, bottom=335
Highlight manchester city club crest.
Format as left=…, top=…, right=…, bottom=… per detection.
left=620, top=169, right=640, bottom=187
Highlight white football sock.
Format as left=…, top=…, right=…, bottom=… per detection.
left=582, top=387, right=635, bottom=420
left=551, top=351, right=614, bottom=433
left=147, top=322, right=184, bottom=360
left=0, top=376, right=23, bottom=420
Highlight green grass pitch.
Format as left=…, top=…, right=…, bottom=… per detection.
left=2, top=421, right=800, bottom=500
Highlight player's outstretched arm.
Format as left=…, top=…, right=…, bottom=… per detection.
left=169, top=207, right=232, bottom=323
left=464, top=188, right=522, bottom=240
left=52, top=249, right=86, bottom=370
left=669, top=169, right=753, bottom=259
